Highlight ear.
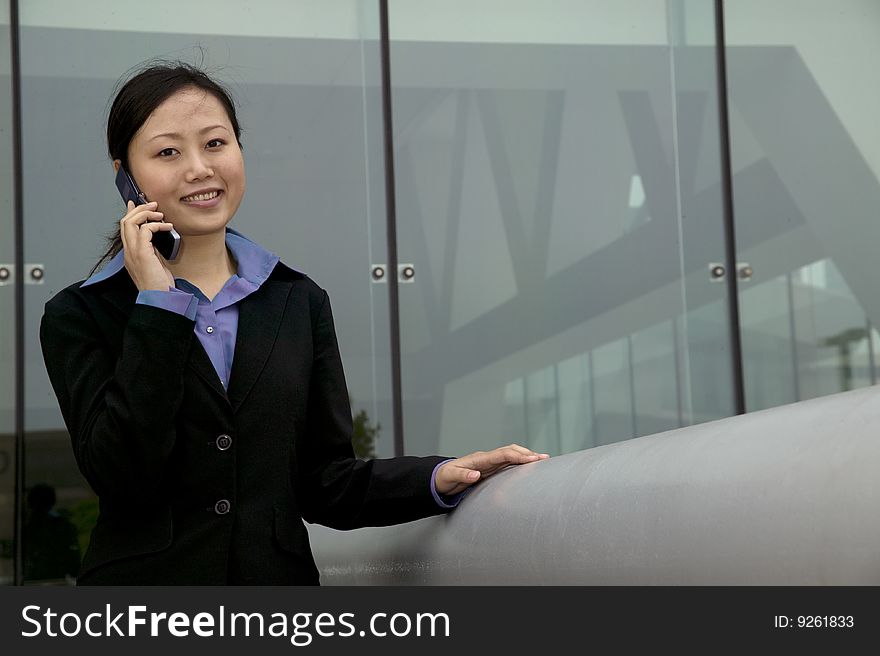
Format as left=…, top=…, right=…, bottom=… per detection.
left=112, top=159, right=121, bottom=173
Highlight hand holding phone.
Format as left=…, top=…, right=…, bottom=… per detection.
left=115, top=166, right=181, bottom=261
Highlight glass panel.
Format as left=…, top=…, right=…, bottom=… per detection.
left=0, top=0, right=15, bottom=585
left=21, top=0, right=388, bottom=583
left=724, top=1, right=880, bottom=410
left=390, top=0, right=736, bottom=457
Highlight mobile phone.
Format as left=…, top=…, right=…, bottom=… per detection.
left=115, top=165, right=181, bottom=261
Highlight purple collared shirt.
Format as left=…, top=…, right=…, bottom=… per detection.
left=82, top=228, right=278, bottom=390
left=81, top=228, right=463, bottom=509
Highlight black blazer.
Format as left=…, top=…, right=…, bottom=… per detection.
left=40, top=262, right=449, bottom=585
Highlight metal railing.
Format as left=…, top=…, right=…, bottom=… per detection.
left=308, top=385, right=880, bottom=584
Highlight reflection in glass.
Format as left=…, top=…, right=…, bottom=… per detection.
left=391, top=1, right=735, bottom=457
left=741, top=259, right=877, bottom=412
left=725, top=0, right=880, bottom=412
left=19, top=2, right=387, bottom=581
left=23, top=483, right=79, bottom=583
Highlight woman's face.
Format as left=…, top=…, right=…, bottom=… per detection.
left=122, top=87, right=245, bottom=237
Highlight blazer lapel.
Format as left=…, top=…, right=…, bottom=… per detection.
left=98, top=273, right=229, bottom=403
left=188, top=338, right=229, bottom=402
left=226, top=279, right=292, bottom=413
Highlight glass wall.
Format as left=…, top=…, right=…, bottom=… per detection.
left=18, top=0, right=389, bottom=582
left=6, top=0, right=879, bottom=584
left=0, top=0, right=15, bottom=585
left=388, top=0, right=736, bottom=456
left=724, top=0, right=880, bottom=409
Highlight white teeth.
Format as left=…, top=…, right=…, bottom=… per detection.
left=182, top=190, right=220, bottom=202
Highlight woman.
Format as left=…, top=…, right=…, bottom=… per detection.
left=39, top=62, right=548, bottom=585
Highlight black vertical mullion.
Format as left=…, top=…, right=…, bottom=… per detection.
left=378, top=0, right=404, bottom=456
left=713, top=0, right=746, bottom=416
left=10, top=0, right=25, bottom=585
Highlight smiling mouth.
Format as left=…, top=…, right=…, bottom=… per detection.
left=180, top=190, right=222, bottom=202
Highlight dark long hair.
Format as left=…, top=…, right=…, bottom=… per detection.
left=89, top=61, right=243, bottom=276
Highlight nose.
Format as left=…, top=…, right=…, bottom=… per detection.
left=184, top=152, right=213, bottom=182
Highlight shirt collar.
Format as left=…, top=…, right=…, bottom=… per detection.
left=81, top=227, right=281, bottom=289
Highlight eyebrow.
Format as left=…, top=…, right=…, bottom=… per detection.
left=148, top=125, right=230, bottom=141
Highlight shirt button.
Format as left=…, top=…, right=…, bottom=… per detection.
left=206, top=326, right=215, bottom=334
left=216, top=434, right=232, bottom=450
left=214, top=499, right=231, bottom=515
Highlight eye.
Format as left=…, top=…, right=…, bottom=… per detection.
left=206, top=139, right=225, bottom=149
left=158, top=148, right=178, bottom=157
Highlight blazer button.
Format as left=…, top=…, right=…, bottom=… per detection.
left=216, top=434, right=232, bottom=450
left=214, top=499, right=231, bottom=515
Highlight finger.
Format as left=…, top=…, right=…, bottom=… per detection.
left=136, top=221, right=175, bottom=245
left=121, top=210, right=164, bottom=249
left=504, top=443, right=541, bottom=457
left=447, top=460, right=504, bottom=484
left=120, top=201, right=135, bottom=250
left=124, top=208, right=163, bottom=226
left=137, top=221, right=174, bottom=231
left=443, top=465, right=480, bottom=484
left=505, top=444, right=550, bottom=459
left=120, top=201, right=160, bottom=227
left=433, top=461, right=476, bottom=497
left=466, top=448, right=531, bottom=468
left=120, top=202, right=159, bottom=234
left=122, top=200, right=157, bottom=216
left=459, top=450, right=544, bottom=475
